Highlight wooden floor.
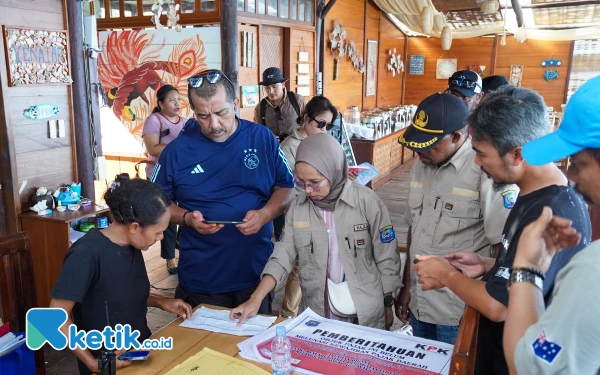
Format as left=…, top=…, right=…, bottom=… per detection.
left=44, top=164, right=413, bottom=373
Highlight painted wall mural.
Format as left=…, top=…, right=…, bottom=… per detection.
left=98, top=27, right=221, bottom=146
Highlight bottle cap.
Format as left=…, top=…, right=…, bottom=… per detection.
left=276, top=326, right=286, bottom=336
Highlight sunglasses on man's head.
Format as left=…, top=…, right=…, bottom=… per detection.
left=188, top=69, right=234, bottom=88
left=450, top=77, right=480, bottom=90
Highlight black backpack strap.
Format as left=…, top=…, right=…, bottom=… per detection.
left=287, top=91, right=301, bottom=122
left=260, top=98, right=268, bottom=123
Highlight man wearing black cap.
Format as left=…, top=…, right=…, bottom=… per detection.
left=447, top=70, right=484, bottom=111
left=482, top=75, right=509, bottom=95
left=395, top=92, right=516, bottom=344
left=254, top=67, right=307, bottom=142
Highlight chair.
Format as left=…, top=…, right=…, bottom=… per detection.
left=449, top=306, right=479, bottom=375
left=134, top=160, right=150, bottom=179
left=0, top=232, right=45, bottom=375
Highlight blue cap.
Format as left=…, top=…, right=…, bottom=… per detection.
left=276, top=326, right=286, bottom=336
left=523, top=75, right=600, bottom=165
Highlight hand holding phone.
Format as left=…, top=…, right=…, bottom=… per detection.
left=118, top=351, right=150, bottom=361
left=203, top=220, right=245, bottom=225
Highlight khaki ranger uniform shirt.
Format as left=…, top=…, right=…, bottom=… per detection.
left=263, top=180, right=402, bottom=329
left=405, top=137, right=517, bottom=326
left=253, top=91, right=307, bottom=137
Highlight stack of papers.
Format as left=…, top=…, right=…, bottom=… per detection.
left=179, top=307, right=277, bottom=336
left=165, top=347, right=269, bottom=375
left=0, top=332, right=25, bottom=357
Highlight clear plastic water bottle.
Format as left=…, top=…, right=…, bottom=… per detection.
left=271, top=326, right=292, bottom=375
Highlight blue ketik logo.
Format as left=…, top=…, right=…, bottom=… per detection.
left=26, top=308, right=69, bottom=350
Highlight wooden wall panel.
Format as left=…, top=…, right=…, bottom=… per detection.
left=238, top=24, right=260, bottom=121
left=495, top=38, right=571, bottom=110
left=324, top=0, right=366, bottom=112
left=290, top=29, right=315, bottom=98
left=0, top=0, right=74, bottom=232
left=404, top=37, right=495, bottom=105
left=16, top=148, right=73, bottom=208
left=362, top=1, right=380, bottom=110
left=376, top=16, right=405, bottom=107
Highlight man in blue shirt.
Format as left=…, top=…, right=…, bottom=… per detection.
left=152, top=70, right=295, bottom=313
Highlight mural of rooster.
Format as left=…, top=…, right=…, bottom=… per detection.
left=98, top=29, right=207, bottom=128
left=106, top=61, right=177, bottom=121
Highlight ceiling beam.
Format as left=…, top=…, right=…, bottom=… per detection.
left=447, top=0, right=600, bottom=12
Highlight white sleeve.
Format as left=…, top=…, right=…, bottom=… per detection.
left=513, top=255, right=600, bottom=375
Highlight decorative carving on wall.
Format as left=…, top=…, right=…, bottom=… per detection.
left=3, top=26, right=72, bottom=86
left=386, top=48, right=404, bottom=77
left=329, top=20, right=365, bottom=74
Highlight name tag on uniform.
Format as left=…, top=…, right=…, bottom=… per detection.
left=354, top=223, right=369, bottom=232
left=292, top=221, right=310, bottom=228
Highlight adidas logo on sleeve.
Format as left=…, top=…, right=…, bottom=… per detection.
left=191, top=164, right=204, bottom=174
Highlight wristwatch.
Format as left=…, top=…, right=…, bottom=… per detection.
left=507, top=269, right=544, bottom=291
left=384, top=295, right=395, bottom=307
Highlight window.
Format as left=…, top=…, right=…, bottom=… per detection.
left=110, top=0, right=120, bottom=17
left=258, top=0, right=266, bottom=14
left=180, top=0, right=195, bottom=13
left=238, top=0, right=245, bottom=11
left=280, top=0, right=289, bottom=18
left=291, top=0, right=297, bottom=19
left=567, top=39, right=600, bottom=102
left=299, top=0, right=305, bottom=21
left=306, top=0, right=313, bottom=23
left=201, top=0, right=216, bottom=12
left=124, top=0, right=138, bottom=16
left=268, top=0, right=278, bottom=17
left=248, top=0, right=256, bottom=13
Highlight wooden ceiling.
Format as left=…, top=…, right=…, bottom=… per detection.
left=431, top=0, right=600, bottom=30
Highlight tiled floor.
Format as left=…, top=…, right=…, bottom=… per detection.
left=43, top=165, right=412, bottom=373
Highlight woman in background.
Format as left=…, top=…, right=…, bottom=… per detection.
left=50, top=174, right=191, bottom=375
left=142, top=85, right=186, bottom=274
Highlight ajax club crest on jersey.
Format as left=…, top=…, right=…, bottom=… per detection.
left=244, top=149, right=260, bottom=169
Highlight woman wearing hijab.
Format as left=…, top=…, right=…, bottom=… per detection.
left=230, top=133, right=401, bottom=329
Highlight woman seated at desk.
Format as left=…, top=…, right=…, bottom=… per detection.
left=50, top=174, right=192, bottom=375
left=231, top=133, right=401, bottom=329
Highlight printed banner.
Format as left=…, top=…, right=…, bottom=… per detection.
left=239, top=308, right=452, bottom=375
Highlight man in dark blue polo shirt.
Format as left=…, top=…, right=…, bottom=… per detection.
left=152, top=70, right=295, bottom=313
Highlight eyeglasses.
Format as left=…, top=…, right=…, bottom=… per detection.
left=310, top=117, right=333, bottom=130
left=295, top=178, right=326, bottom=192
left=449, top=77, right=480, bottom=90
left=188, top=69, right=235, bottom=88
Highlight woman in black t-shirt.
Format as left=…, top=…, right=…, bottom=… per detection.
left=50, top=174, right=192, bottom=375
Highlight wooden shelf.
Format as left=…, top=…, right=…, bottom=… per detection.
left=20, top=204, right=111, bottom=307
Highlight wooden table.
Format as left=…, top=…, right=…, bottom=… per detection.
left=119, top=305, right=287, bottom=375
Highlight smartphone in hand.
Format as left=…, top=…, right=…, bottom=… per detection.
left=118, top=351, right=150, bottom=361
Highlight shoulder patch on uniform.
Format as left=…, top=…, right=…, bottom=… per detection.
left=379, top=225, right=395, bottom=243
left=354, top=223, right=369, bottom=232
left=532, top=328, right=562, bottom=365
left=501, top=190, right=518, bottom=209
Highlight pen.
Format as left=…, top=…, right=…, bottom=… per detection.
left=345, top=237, right=351, bottom=249
left=434, top=197, right=440, bottom=210
left=354, top=243, right=357, bottom=258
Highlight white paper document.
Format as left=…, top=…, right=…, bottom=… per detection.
left=238, top=308, right=452, bottom=375
left=179, top=307, right=277, bottom=337
left=0, top=333, right=25, bottom=357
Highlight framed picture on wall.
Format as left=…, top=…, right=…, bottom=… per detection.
left=241, top=85, right=259, bottom=108
left=366, top=40, right=378, bottom=96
